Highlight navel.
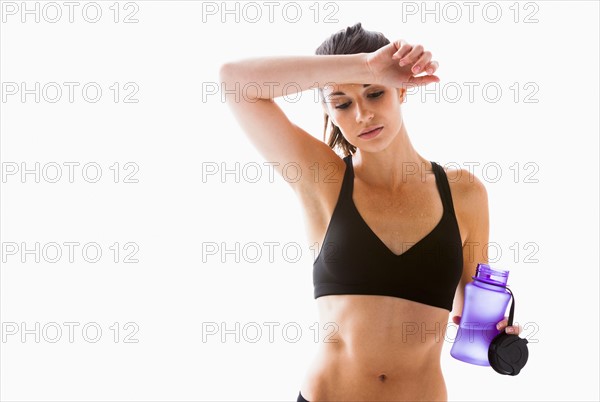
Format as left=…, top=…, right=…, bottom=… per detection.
left=378, top=373, right=387, bottom=382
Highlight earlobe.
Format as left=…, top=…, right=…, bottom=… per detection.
left=397, top=87, right=407, bottom=103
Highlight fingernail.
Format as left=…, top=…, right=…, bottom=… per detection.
left=496, top=323, right=501, bottom=330
left=413, top=65, right=421, bottom=72
left=506, top=327, right=515, bottom=333
left=399, top=60, right=406, bottom=66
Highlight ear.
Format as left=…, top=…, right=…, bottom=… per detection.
left=396, top=87, right=407, bottom=103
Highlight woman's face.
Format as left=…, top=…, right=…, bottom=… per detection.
left=322, top=83, right=405, bottom=151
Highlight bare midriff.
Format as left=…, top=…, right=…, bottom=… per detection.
left=299, top=294, right=451, bottom=402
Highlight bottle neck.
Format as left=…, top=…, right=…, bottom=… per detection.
left=475, top=263, right=509, bottom=286
left=473, top=277, right=508, bottom=291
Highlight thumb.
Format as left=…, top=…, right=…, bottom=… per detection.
left=408, top=75, right=440, bottom=87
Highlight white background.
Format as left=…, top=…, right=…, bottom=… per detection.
left=1, top=1, right=598, bottom=401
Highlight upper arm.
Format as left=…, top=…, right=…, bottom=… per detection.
left=219, top=64, right=340, bottom=193
left=451, top=169, right=490, bottom=317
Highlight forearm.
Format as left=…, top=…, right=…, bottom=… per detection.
left=219, top=53, right=373, bottom=100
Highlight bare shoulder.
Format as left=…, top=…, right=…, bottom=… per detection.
left=292, top=135, right=347, bottom=208
left=440, top=164, right=489, bottom=241
left=441, top=164, right=488, bottom=205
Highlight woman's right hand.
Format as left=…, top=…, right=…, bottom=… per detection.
left=365, top=40, right=440, bottom=89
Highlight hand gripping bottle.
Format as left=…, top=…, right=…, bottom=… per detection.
left=450, top=263, right=513, bottom=366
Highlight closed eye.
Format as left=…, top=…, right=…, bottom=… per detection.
left=335, top=91, right=384, bottom=110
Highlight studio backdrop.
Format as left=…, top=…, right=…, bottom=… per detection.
left=1, top=1, right=598, bottom=401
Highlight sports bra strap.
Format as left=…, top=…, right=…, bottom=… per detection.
left=340, top=156, right=456, bottom=218
left=339, top=154, right=354, bottom=202
left=431, top=161, right=457, bottom=217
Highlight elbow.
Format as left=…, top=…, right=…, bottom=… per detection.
left=219, top=61, right=243, bottom=85
left=218, top=63, right=239, bottom=103
left=219, top=62, right=260, bottom=101
left=219, top=62, right=234, bottom=84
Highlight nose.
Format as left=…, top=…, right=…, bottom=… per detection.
left=355, top=101, right=374, bottom=123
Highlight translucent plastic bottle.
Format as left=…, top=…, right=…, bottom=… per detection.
left=450, top=263, right=512, bottom=366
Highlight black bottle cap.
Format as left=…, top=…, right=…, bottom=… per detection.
left=488, top=332, right=529, bottom=375
left=472, top=277, right=530, bottom=376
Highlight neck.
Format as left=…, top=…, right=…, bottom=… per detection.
left=353, top=122, right=430, bottom=191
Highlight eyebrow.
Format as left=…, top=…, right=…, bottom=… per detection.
left=327, top=84, right=372, bottom=97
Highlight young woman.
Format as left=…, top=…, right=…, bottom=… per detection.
left=219, top=22, right=521, bottom=402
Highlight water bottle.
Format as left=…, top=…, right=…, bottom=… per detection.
left=450, top=263, right=512, bottom=366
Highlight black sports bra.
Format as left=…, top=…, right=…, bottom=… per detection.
left=313, top=154, right=463, bottom=311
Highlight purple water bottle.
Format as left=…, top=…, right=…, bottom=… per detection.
left=450, top=263, right=512, bottom=366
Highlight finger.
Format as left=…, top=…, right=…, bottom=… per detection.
left=398, top=44, right=424, bottom=66
left=424, top=61, right=439, bottom=75
left=496, top=319, right=508, bottom=330
left=410, top=51, right=432, bottom=74
left=408, top=75, right=440, bottom=87
left=392, top=40, right=412, bottom=59
left=506, top=324, right=522, bottom=335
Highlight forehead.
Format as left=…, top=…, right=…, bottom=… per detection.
left=323, top=83, right=372, bottom=97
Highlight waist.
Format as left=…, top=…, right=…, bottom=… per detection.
left=315, top=294, right=450, bottom=369
left=303, top=348, right=447, bottom=401
left=319, top=340, right=444, bottom=375
left=301, top=295, right=451, bottom=400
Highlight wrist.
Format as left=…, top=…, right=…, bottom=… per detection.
left=331, top=53, right=375, bottom=85
left=359, top=52, right=376, bottom=84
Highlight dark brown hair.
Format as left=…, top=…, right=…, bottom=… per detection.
left=315, top=22, right=390, bottom=157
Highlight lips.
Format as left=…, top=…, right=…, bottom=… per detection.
left=359, top=126, right=383, bottom=136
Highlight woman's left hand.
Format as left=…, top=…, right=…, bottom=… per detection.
left=496, top=317, right=521, bottom=335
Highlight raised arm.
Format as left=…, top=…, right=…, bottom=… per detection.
left=218, top=53, right=373, bottom=193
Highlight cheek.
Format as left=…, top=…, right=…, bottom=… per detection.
left=382, top=94, right=398, bottom=108
left=327, top=105, right=344, bottom=126
left=330, top=111, right=349, bottom=127
left=383, top=96, right=402, bottom=118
